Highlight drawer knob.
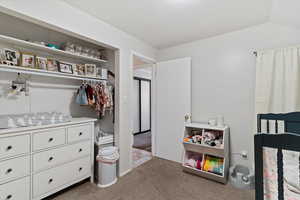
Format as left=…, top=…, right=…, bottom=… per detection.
left=6, top=194, right=12, bottom=200
left=78, top=148, right=83, bottom=153
left=79, top=132, right=83, bottom=136
left=6, top=146, right=12, bottom=151
left=48, top=157, right=54, bottom=162
left=6, top=168, right=13, bottom=174
left=79, top=167, right=83, bottom=172
left=48, top=138, right=54, bottom=142
left=48, top=178, right=53, bottom=184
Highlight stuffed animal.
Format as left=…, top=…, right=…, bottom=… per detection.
left=192, top=135, right=202, bottom=144
left=186, top=158, right=197, bottom=168
left=203, top=132, right=216, bottom=146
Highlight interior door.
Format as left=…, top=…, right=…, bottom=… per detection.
left=154, top=57, right=191, bottom=162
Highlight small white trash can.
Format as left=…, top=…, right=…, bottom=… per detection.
left=96, top=146, right=119, bottom=188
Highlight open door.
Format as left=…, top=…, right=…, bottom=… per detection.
left=154, top=57, right=191, bottom=162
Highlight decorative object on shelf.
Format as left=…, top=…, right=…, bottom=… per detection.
left=46, top=43, right=60, bottom=49
left=74, top=64, right=85, bottom=75
left=62, top=42, right=75, bottom=53
left=96, top=68, right=107, bottom=79
left=8, top=73, right=29, bottom=97
left=21, top=52, right=35, bottom=68
left=2, top=48, right=19, bottom=65
left=184, top=114, right=192, bottom=123
left=58, top=61, right=73, bottom=74
left=85, top=64, right=97, bottom=77
left=47, top=58, right=59, bottom=71
left=35, top=56, right=47, bottom=70
left=33, top=41, right=46, bottom=46
left=208, top=118, right=217, bottom=126
left=62, top=42, right=103, bottom=60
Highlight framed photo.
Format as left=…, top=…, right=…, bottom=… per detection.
left=21, top=52, right=35, bottom=68
left=58, top=61, right=73, bottom=74
left=3, top=49, right=19, bottom=65
left=46, top=59, right=58, bottom=71
left=96, top=68, right=107, bottom=79
left=36, top=57, right=47, bottom=70
left=74, top=64, right=85, bottom=76
left=85, top=64, right=97, bottom=77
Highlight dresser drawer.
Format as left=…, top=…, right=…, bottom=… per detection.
left=67, top=125, right=91, bottom=143
left=33, top=141, right=91, bottom=172
left=33, top=129, right=66, bottom=151
left=0, top=177, right=30, bottom=200
left=33, top=156, right=91, bottom=198
left=0, top=156, right=30, bottom=183
left=0, top=135, right=30, bottom=159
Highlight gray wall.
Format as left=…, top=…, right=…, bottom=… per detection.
left=157, top=22, right=300, bottom=167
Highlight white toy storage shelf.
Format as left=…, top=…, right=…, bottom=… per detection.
left=182, top=122, right=230, bottom=184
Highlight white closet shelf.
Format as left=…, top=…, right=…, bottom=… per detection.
left=0, top=65, right=106, bottom=82
left=0, top=34, right=108, bottom=64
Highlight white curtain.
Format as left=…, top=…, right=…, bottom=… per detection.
left=255, top=47, right=300, bottom=115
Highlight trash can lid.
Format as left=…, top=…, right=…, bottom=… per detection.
left=99, top=146, right=118, bottom=157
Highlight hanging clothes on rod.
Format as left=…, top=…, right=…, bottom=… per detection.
left=75, top=80, right=114, bottom=118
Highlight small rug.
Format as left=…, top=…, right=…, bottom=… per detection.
left=132, top=148, right=152, bottom=168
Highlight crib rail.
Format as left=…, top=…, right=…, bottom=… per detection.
left=255, top=133, right=300, bottom=200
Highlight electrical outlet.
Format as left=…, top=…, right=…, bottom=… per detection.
left=241, top=151, right=248, bottom=159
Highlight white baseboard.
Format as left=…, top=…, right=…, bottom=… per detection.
left=119, top=168, right=132, bottom=177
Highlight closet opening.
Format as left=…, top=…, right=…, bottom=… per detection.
left=131, top=53, right=155, bottom=168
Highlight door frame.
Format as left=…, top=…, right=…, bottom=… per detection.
left=130, top=51, right=156, bottom=169
left=133, top=77, right=152, bottom=135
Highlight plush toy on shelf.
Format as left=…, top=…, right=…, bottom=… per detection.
left=202, top=131, right=223, bottom=147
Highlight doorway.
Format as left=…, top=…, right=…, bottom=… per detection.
left=131, top=53, right=155, bottom=168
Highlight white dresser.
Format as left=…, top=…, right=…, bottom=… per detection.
left=0, top=118, right=96, bottom=200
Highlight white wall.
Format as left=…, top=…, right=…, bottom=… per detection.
left=133, top=67, right=152, bottom=80
left=158, top=22, right=300, bottom=167
left=0, top=0, right=156, bottom=175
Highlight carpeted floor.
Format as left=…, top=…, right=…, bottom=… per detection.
left=132, top=148, right=152, bottom=168
left=46, top=157, right=254, bottom=200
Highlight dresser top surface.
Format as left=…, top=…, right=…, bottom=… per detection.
left=0, top=117, right=97, bottom=135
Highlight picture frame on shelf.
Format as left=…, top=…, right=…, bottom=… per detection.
left=46, top=58, right=59, bottom=72
left=96, top=67, right=107, bottom=79
left=36, top=56, right=48, bottom=70
left=21, top=52, right=35, bottom=68
left=74, top=64, right=85, bottom=76
left=58, top=61, right=73, bottom=74
left=85, top=64, right=97, bottom=77
left=3, top=48, right=19, bottom=65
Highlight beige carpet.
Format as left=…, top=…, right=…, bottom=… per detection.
left=45, top=157, right=254, bottom=200
left=132, top=148, right=152, bottom=168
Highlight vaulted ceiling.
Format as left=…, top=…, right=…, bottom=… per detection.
left=62, top=0, right=300, bottom=49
